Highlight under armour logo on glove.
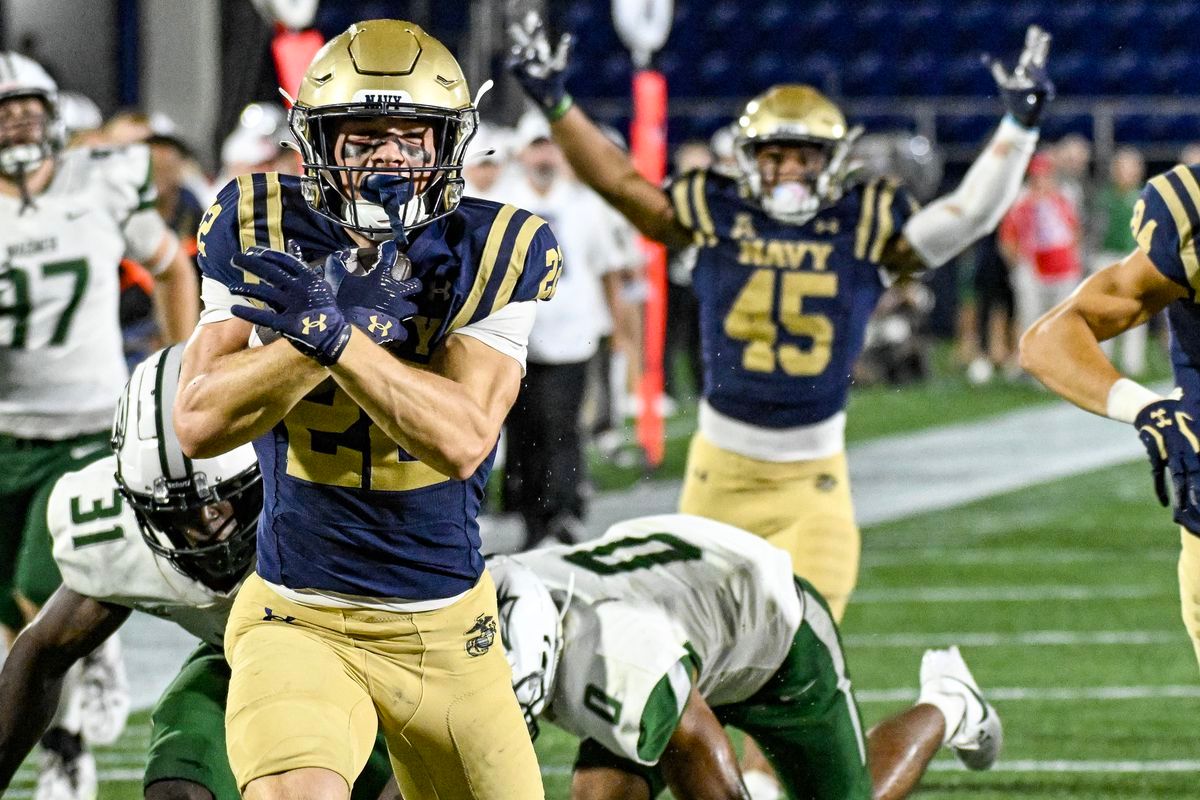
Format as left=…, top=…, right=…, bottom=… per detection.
left=1135, top=398, right=1200, bottom=534
left=229, top=246, right=351, bottom=366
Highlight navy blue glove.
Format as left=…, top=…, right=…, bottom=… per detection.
left=359, top=173, right=419, bottom=244
left=328, top=240, right=422, bottom=347
left=985, top=25, right=1054, bottom=129
left=229, top=246, right=351, bottom=366
left=1135, top=398, right=1200, bottom=534
left=507, top=11, right=574, bottom=121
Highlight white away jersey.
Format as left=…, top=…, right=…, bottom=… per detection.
left=511, top=513, right=803, bottom=765
left=0, top=145, right=165, bottom=438
left=47, top=456, right=236, bottom=647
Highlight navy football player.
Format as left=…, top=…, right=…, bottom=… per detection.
left=173, top=20, right=556, bottom=800
left=509, top=15, right=1052, bottom=623
left=0, top=345, right=396, bottom=800
left=1021, top=164, right=1200, bottom=672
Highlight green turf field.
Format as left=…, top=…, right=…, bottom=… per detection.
left=20, top=458, right=1196, bottom=800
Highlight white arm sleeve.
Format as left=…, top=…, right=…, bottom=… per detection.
left=902, top=116, right=1039, bottom=268
left=452, top=300, right=537, bottom=374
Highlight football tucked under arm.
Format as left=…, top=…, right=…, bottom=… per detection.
left=901, top=116, right=1039, bottom=268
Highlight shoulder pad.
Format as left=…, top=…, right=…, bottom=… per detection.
left=47, top=458, right=142, bottom=599
left=448, top=201, right=559, bottom=331
left=81, top=144, right=155, bottom=220
left=197, top=172, right=290, bottom=287
left=852, top=177, right=919, bottom=266
left=1135, top=165, right=1200, bottom=295
left=666, top=169, right=737, bottom=246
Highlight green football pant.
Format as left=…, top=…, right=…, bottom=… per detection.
left=574, top=576, right=870, bottom=800
left=0, top=431, right=109, bottom=628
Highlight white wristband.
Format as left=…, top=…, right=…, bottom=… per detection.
left=1106, top=378, right=1163, bottom=424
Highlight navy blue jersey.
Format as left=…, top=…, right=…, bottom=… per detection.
left=669, top=170, right=918, bottom=427
left=197, top=173, right=561, bottom=600
left=1131, top=165, right=1200, bottom=412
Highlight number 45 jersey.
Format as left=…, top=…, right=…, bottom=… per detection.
left=509, top=513, right=803, bottom=765
left=197, top=173, right=560, bottom=603
left=670, top=170, right=918, bottom=431
left=0, top=146, right=164, bottom=439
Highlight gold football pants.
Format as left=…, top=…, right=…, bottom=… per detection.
left=679, top=433, right=860, bottom=621
left=1179, top=529, right=1200, bottom=670
left=224, top=571, right=543, bottom=799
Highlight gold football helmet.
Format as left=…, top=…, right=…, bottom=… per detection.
left=734, top=85, right=862, bottom=223
left=289, top=19, right=480, bottom=237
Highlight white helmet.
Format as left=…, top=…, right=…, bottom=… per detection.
left=112, top=345, right=262, bottom=593
left=0, top=52, right=64, bottom=177
left=491, top=556, right=563, bottom=739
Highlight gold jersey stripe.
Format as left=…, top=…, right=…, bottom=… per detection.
left=854, top=179, right=879, bottom=260
left=235, top=175, right=261, bottom=294
left=1149, top=170, right=1200, bottom=291
left=671, top=178, right=696, bottom=231
left=869, top=181, right=898, bottom=263
left=450, top=204, right=517, bottom=330
left=490, top=215, right=547, bottom=314
left=235, top=175, right=257, bottom=253
left=1170, top=166, right=1200, bottom=292
left=692, top=172, right=717, bottom=238
left=264, top=172, right=285, bottom=251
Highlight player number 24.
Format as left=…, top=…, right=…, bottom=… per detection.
left=723, top=269, right=837, bottom=376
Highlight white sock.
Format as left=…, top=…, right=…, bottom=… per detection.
left=917, top=685, right=967, bottom=746
left=743, top=769, right=783, bottom=800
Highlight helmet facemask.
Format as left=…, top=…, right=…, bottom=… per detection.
left=119, top=466, right=262, bottom=595
left=291, top=101, right=477, bottom=241
left=0, top=94, right=62, bottom=207
left=736, top=129, right=862, bottom=225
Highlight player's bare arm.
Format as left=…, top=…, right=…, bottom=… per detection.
left=330, top=328, right=521, bottom=480
left=0, top=587, right=130, bottom=790
left=551, top=105, right=691, bottom=249
left=149, top=232, right=200, bottom=342
left=658, top=687, right=752, bottom=800
left=508, top=13, right=691, bottom=250
left=174, top=318, right=329, bottom=458
left=1019, top=248, right=1184, bottom=415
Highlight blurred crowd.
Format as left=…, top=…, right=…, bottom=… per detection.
left=959, top=134, right=1176, bottom=386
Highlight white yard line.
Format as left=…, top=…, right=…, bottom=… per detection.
left=861, top=547, right=1178, bottom=568
left=845, top=630, right=1185, bottom=648
left=857, top=684, right=1200, bottom=702
left=929, top=759, right=1200, bottom=773
left=851, top=584, right=1170, bottom=603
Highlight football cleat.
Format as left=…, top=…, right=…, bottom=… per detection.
left=77, top=635, right=130, bottom=746
left=918, top=646, right=1002, bottom=771
left=35, top=731, right=97, bottom=800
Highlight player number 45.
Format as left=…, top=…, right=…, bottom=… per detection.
left=724, top=268, right=838, bottom=376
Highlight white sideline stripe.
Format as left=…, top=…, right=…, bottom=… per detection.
left=852, top=584, right=1169, bottom=604
left=845, top=630, right=1183, bottom=647
left=929, top=759, right=1200, bottom=773
left=861, top=548, right=1178, bottom=568
left=858, top=684, right=1200, bottom=703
